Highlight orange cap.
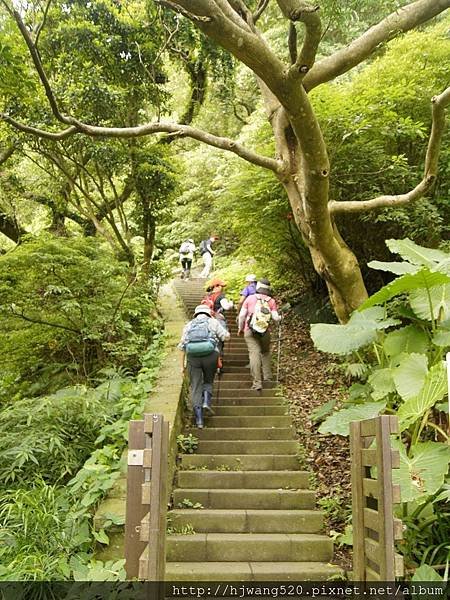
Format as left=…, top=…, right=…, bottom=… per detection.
left=208, top=278, right=226, bottom=288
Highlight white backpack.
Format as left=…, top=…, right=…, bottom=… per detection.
left=249, top=296, right=272, bottom=335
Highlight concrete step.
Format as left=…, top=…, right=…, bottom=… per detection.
left=165, top=561, right=343, bottom=581
left=195, top=427, right=295, bottom=440
left=166, top=533, right=332, bottom=562
left=212, top=406, right=288, bottom=416
left=212, top=397, right=286, bottom=406
left=196, top=440, right=298, bottom=455
left=224, top=359, right=249, bottom=367
left=181, top=454, right=300, bottom=471
left=168, top=508, right=323, bottom=533
left=177, top=470, right=308, bottom=489
left=218, top=373, right=252, bottom=381
left=214, top=381, right=276, bottom=390
left=214, top=388, right=281, bottom=397
left=173, top=489, right=314, bottom=509
left=207, top=415, right=292, bottom=427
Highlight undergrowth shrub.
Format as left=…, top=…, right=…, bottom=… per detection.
left=0, top=234, right=162, bottom=402
left=0, top=335, right=165, bottom=580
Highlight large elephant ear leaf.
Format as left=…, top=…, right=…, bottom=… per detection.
left=359, top=269, right=450, bottom=310
left=392, top=440, right=450, bottom=503
left=386, top=239, right=449, bottom=267
left=310, top=322, right=377, bottom=355
left=310, top=306, right=399, bottom=355
left=383, top=325, right=429, bottom=357
left=318, top=401, right=386, bottom=436
left=368, top=368, right=395, bottom=400
left=410, top=284, right=450, bottom=322
left=368, top=261, right=419, bottom=275
left=412, top=565, right=444, bottom=582
left=392, top=353, right=428, bottom=401
left=397, top=362, right=447, bottom=431
left=433, top=321, right=450, bottom=347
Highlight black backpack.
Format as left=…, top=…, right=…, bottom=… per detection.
left=199, top=240, right=208, bottom=255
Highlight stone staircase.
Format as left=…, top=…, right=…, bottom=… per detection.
left=166, top=278, right=342, bottom=581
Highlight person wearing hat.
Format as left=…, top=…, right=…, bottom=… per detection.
left=204, top=278, right=234, bottom=318
left=179, top=238, right=196, bottom=280
left=199, top=235, right=218, bottom=279
left=202, top=278, right=234, bottom=373
left=179, top=305, right=230, bottom=428
left=236, top=274, right=257, bottom=314
left=237, top=279, right=280, bottom=391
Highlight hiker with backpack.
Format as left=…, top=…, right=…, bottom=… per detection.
left=236, top=274, right=257, bottom=314
left=199, top=235, right=218, bottom=279
left=202, top=278, right=233, bottom=373
left=179, top=239, right=196, bottom=280
left=237, top=278, right=280, bottom=391
left=179, top=305, right=230, bottom=428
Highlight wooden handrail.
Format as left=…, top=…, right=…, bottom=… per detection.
left=125, top=413, right=169, bottom=582
left=350, top=415, right=404, bottom=581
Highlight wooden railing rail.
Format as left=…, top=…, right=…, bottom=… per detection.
left=124, top=413, right=169, bottom=581
left=350, top=415, right=404, bottom=581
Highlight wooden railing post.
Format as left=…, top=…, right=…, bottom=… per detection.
left=124, top=414, right=169, bottom=582
left=124, top=420, right=146, bottom=579
left=350, top=415, right=404, bottom=581
left=350, top=420, right=365, bottom=580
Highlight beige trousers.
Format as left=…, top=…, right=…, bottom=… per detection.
left=244, top=330, right=272, bottom=387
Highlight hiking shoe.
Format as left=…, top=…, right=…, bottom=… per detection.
left=251, top=383, right=262, bottom=391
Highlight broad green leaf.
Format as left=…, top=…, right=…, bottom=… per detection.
left=432, top=328, right=450, bottom=347
left=386, top=238, right=448, bottom=268
left=311, top=307, right=399, bottom=355
left=397, top=362, right=447, bottom=430
left=410, top=284, right=450, bottom=322
left=392, top=440, right=450, bottom=502
left=348, top=305, right=399, bottom=328
left=383, top=325, right=429, bottom=357
left=411, top=565, right=444, bottom=582
left=368, top=368, right=395, bottom=400
left=310, top=399, right=337, bottom=424
left=392, top=353, right=428, bottom=401
left=319, top=401, right=386, bottom=436
left=368, top=260, right=418, bottom=275
left=359, top=269, right=450, bottom=310
left=310, top=323, right=378, bottom=354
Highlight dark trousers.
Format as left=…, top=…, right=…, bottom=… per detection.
left=187, top=351, right=219, bottom=408
left=181, top=257, right=192, bottom=278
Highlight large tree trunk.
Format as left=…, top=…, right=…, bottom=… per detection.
left=261, top=81, right=368, bottom=321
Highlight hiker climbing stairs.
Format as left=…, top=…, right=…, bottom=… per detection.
left=166, top=278, right=342, bottom=581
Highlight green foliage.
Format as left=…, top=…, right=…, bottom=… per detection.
left=0, top=333, right=165, bottom=580
left=0, top=234, right=161, bottom=400
left=177, top=433, right=198, bottom=454
left=311, top=238, right=450, bottom=570
left=0, top=384, right=118, bottom=485
left=311, top=306, right=400, bottom=355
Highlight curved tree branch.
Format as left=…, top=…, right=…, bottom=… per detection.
left=276, top=1, right=321, bottom=75
left=9, top=306, right=81, bottom=334
left=330, top=87, right=450, bottom=214
left=3, top=114, right=283, bottom=174
left=304, top=0, right=450, bottom=91
left=253, top=0, right=270, bottom=23
left=1, top=115, right=78, bottom=140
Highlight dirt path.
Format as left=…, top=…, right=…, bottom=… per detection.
left=276, top=310, right=352, bottom=571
